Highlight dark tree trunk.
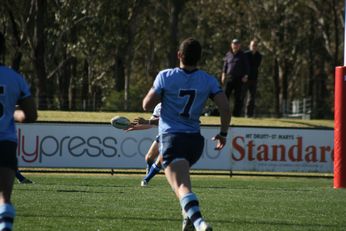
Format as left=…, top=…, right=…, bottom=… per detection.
left=59, top=53, right=71, bottom=110
left=273, top=58, right=280, bottom=117
left=280, top=60, right=288, bottom=115
left=81, top=59, right=90, bottom=111
left=332, top=0, right=339, bottom=67
left=7, top=9, right=22, bottom=71
left=69, top=57, right=78, bottom=110
left=114, top=55, right=125, bottom=92
left=167, top=0, right=185, bottom=68
left=308, top=13, right=316, bottom=119
left=32, top=0, right=48, bottom=109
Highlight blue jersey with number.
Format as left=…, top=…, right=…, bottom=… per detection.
left=0, top=66, right=31, bottom=142
left=153, top=67, right=222, bottom=134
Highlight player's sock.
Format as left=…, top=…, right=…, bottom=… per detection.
left=0, top=204, right=15, bottom=231
left=15, top=170, right=25, bottom=182
left=146, top=160, right=154, bottom=174
left=180, top=192, right=205, bottom=230
left=143, top=163, right=161, bottom=183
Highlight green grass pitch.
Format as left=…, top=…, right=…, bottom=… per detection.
left=13, top=174, right=346, bottom=231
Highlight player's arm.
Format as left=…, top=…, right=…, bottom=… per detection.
left=143, top=88, right=161, bottom=112
left=212, top=92, right=231, bottom=150
left=134, top=116, right=159, bottom=126
left=147, top=116, right=159, bottom=126
left=126, top=116, right=159, bottom=131
left=14, top=96, right=37, bottom=123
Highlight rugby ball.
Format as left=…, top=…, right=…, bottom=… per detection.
left=110, top=116, right=131, bottom=129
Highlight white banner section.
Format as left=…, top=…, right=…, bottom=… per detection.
left=16, top=123, right=334, bottom=173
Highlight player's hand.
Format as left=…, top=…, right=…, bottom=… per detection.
left=133, top=117, right=147, bottom=125
left=125, top=117, right=152, bottom=131
left=241, top=75, right=248, bottom=83
left=212, top=134, right=227, bottom=150
left=125, top=123, right=141, bottom=131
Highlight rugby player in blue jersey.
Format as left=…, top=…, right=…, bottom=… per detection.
left=0, top=33, right=37, bottom=231
left=142, top=38, right=231, bottom=231
left=126, top=103, right=162, bottom=186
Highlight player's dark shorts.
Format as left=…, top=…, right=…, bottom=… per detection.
left=0, top=141, right=18, bottom=171
left=159, top=133, right=204, bottom=168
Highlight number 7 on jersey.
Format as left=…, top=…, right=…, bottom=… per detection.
left=179, top=89, right=196, bottom=118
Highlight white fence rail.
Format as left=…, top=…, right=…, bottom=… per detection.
left=286, top=98, right=312, bottom=119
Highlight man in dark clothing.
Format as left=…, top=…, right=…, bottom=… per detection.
left=221, top=39, right=249, bottom=117
left=244, top=40, right=262, bottom=117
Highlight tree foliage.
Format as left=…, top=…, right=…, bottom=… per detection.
left=0, top=0, right=343, bottom=118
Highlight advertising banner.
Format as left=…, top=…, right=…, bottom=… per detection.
left=229, top=127, right=334, bottom=172
left=16, top=123, right=334, bottom=173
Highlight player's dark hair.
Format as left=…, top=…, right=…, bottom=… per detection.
left=0, top=32, right=5, bottom=56
left=179, top=38, right=201, bottom=66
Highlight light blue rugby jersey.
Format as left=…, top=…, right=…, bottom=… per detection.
left=0, top=66, right=31, bottom=142
left=153, top=67, right=222, bottom=134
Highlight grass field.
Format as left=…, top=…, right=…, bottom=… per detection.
left=13, top=173, right=346, bottom=231
left=14, top=111, right=336, bottom=230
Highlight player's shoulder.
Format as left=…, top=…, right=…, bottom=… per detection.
left=158, top=68, right=177, bottom=76
left=157, top=68, right=183, bottom=81
left=196, top=69, right=217, bottom=80
left=0, top=65, right=11, bottom=75
left=0, top=65, right=24, bottom=82
left=0, top=65, right=15, bottom=73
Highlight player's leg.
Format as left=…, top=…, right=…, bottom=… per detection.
left=164, top=159, right=191, bottom=197
left=165, top=160, right=211, bottom=231
left=0, top=141, right=17, bottom=231
left=141, top=141, right=160, bottom=186
left=164, top=159, right=194, bottom=231
left=142, top=151, right=161, bottom=186
left=161, top=134, right=211, bottom=231
left=15, top=170, right=25, bottom=182
left=15, top=170, right=33, bottom=184
left=144, top=140, right=159, bottom=174
left=0, top=168, right=16, bottom=231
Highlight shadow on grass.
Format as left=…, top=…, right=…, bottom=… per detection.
left=56, top=189, right=112, bottom=193
left=15, top=186, right=128, bottom=194
left=18, top=213, right=342, bottom=229
left=193, top=185, right=320, bottom=192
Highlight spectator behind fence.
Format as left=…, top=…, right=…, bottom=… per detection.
left=244, top=40, right=262, bottom=117
left=221, top=38, right=249, bottom=117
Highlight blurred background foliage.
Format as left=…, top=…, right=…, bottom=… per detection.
left=0, top=0, right=343, bottom=118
